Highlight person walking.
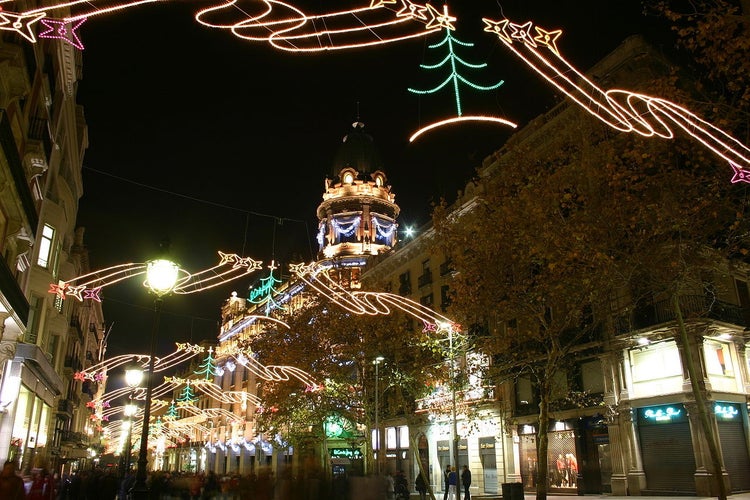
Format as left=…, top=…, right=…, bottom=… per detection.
left=461, top=465, right=471, bottom=500
left=415, top=471, right=427, bottom=500
left=447, top=467, right=457, bottom=500
left=0, top=461, right=24, bottom=500
left=442, top=465, right=451, bottom=500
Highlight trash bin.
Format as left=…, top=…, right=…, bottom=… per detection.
left=502, top=482, right=524, bottom=500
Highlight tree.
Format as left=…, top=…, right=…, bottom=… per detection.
left=245, top=293, right=445, bottom=471
left=435, top=91, right=750, bottom=499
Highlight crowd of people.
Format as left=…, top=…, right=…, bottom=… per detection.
left=0, top=460, right=476, bottom=500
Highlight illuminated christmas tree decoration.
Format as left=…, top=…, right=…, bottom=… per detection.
left=49, top=252, right=262, bottom=302
left=176, top=380, right=199, bottom=405
left=38, top=17, right=86, bottom=49
left=483, top=17, right=750, bottom=183
left=248, top=261, right=287, bottom=313
left=194, top=346, right=218, bottom=380
left=408, top=6, right=515, bottom=141
left=164, top=400, right=179, bottom=420
left=194, top=0, right=443, bottom=52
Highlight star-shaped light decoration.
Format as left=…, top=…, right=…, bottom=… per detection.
left=425, top=3, right=455, bottom=30
left=396, top=0, right=428, bottom=21
left=369, top=0, right=396, bottom=6
left=0, top=10, right=46, bottom=43
left=74, top=371, right=87, bottom=381
left=48, top=282, right=68, bottom=299
left=482, top=18, right=511, bottom=43
left=83, top=286, right=103, bottom=302
left=533, top=25, right=562, bottom=56
left=38, top=17, right=86, bottom=50
left=507, top=21, right=536, bottom=46
left=66, top=284, right=86, bottom=301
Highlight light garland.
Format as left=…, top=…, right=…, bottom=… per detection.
left=407, top=6, right=516, bottom=141
left=482, top=17, right=750, bottom=183
left=2, top=0, right=445, bottom=52
left=331, top=214, right=360, bottom=238
left=49, top=252, right=262, bottom=303
left=372, top=215, right=396, bottom=241
left=289, top=261, right=460, bottom=333
left=195, top=0, right=445, bottom=52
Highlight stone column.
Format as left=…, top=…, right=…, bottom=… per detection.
left=601, top=351, right=628, bottom=495
left=623, top=408, right=647, bottom=495
left=684, top=401, right=729, bottom=496
left=0, top=313, right=15, bottom=370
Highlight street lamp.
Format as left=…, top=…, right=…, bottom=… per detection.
left=373, top=355, right=384, bottom=475
left=122, top=360, right=142, bottom=479
left=131, top=258, right=180, bottom=500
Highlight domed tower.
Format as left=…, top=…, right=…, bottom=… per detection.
left=316, top=121, right=400, bottom=288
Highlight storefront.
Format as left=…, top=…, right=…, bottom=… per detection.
left=636, top=404, right=696, bottom=493
left=517, top=422, right=579, bottom=493
left=479, top=437, right=498, bottom=494
left=714, top=402, right=750, bottom=492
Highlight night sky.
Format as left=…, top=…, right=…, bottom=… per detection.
left=73, top=1, right=670, bottom=357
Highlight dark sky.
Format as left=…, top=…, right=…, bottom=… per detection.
left=73, top=1, right=670, bottom=356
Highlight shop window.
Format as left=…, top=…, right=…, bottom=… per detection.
left=704, top=339, right=734, bottom=376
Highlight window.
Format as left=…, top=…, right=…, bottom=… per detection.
left=580, top=360, right=604, bottom=394
left=704, top=339, right=734, bottom=377
left=37, top=224, right=54, bottom=268
left=398, top=271, right=411, bottom=295
left=26, top=295, right=42, bottom=344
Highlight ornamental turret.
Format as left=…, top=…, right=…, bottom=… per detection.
left=316, top=121, right=399, bottom=287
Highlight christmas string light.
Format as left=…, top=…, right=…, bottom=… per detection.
left=37, top=17, right=86, bottom=49
left=49, top=252, right=262, bottom=303
left=482, top=17, right=750, bottom=183
left=289, top=261, right=459, bottom=331
left=73, top=343, right=204, bottom=382
left=195, top=0, right=446, bottom=52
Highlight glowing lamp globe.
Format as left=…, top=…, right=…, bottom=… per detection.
left=145, top=259, right=180, bottom=296
left=124, top=403, right=138, bottom=417
left=124, top=365, right=144, bottom=389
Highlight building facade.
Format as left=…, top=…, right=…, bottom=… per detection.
left=0, top=6, right=104, bottom=474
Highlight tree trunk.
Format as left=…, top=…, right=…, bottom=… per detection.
left=673, top=295, right=727, bottom=500
left=535, top=381, right=551, bottom=500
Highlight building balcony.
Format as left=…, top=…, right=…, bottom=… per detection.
left=59, top=430, right=88, bottom=447
left=64, top=355, right=82, bottom=372
left=56, top=399, right=74, bottom=417
left=614, top=295, right=746, bottom=335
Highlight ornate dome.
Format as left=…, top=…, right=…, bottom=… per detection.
left=331, top=121, right=384, bottom=179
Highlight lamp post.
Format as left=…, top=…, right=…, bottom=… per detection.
left=123, top=403, right=138, bottom=474
left=372, top=355, right=384, bottom=475
left=131, top=259, right=180, bottom=500
left=122, top=361, right=142, bottom=480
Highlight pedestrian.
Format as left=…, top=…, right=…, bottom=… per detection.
left=415, top=471, right=427, bottom=500
left=461, top=465, right=471, bottom=500
left=448, top=467, right=457, bottom=500
left=0, top=461, right=24, bottom=500
left=442, top=465, right=451, bottom=500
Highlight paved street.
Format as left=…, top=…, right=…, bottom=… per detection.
left=466, top=495, right=750, bottom=500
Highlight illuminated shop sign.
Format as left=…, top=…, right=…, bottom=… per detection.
left=329, top=448, right=363, bottom=460
left=639, top=404, right=687, bottom=425
left=714, top=403, right=740, bottom=420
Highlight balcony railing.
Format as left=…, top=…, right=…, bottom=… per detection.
left=59, top=431, right=87, bottom=447
left=614, top=295, right=746, bottom=335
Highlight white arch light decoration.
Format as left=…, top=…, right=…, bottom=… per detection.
left=482, top=17, right=750, bottom=184
left=0, top=0, right=446, bottom=51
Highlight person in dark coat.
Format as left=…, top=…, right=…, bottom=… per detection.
left=461, top=465, right=471, bottom=500
left=0, top=461, right=24, bottom=500
left=442, top=465, right=451, bottom=500
left=415, top=471, right=427, bottom=500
